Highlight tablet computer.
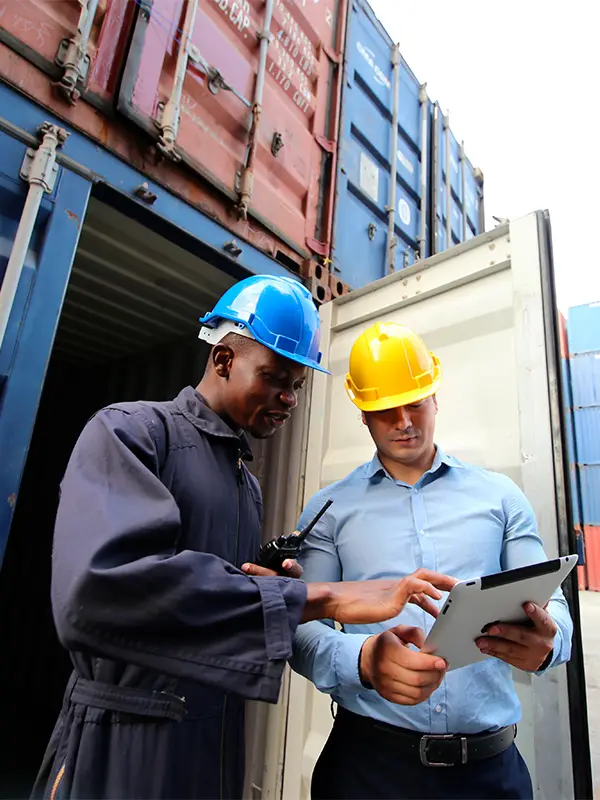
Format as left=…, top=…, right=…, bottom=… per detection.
left=421, top=555, right=578, bottom=671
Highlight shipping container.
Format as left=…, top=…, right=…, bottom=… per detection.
left=281, top=213, right=588, bottom=800
left=583, top=527, right=600, bottom=592
left=579, top=466, right=600, bottom=526
left=0, top=0, right=348, bottom=298
left=576, top=527, right=588, bottom=590
left=559, top=311, right=569, bottom=359
left=0, top=76, right=591, bottom=800
left=569, top=351, right=600, bottom=408
left=0, top=82, right=314, bottom=798
left=573, top=408, right=600, bottom=465
left=431, top=101, right=484, bottom=255
left=568, top=302, right=600, bottom=355
left=329, top=0, right=484, bottom=289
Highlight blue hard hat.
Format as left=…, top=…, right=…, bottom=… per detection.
left=199, top=275, right=330, bottom=374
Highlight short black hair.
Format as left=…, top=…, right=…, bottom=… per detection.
left=203, top=331, right=257, bottom=375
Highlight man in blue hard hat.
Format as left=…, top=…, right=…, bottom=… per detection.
left=32, top=275, right=455, bottom=800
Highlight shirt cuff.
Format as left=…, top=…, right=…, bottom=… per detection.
left=254, top=577, right=307, bottom=661
left=534, top=630, right=561, bottom=675
left=333, top=633, right=373, bottom=693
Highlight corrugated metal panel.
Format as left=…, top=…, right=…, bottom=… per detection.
left=330, top=0, right=484, bottom=289
left=571, top=466, right=582, bottom=525
left=572, top=408, right=600, bottom=465
left=431, top=102, right=484, bottom=254
left=569, top=351, right=600, bottom=408
left=331, top=0, right=429, bottom=287
left=583, top=526, right=600, bottom=591
left=568, top=302, right=600, bottom=354
left=118, top=0, right=347, bottom=262
left=562, top=357, right=573, bottom=414
left=580, top=466, right=600, bottom=525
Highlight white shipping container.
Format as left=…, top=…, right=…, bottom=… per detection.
left=258, top=212, right=587, bottom=800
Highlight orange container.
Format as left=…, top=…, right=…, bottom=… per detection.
left=559, top=311, right=569, bottom=359
left=583, top=526, right=600, bottom=591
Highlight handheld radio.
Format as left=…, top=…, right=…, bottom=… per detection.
left=254, top=498, right=333, bottom=573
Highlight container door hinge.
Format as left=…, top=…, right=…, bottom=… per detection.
left=54, top=38, right=91, bottom=104
left=314, top=134, right=336, bottom=154
left=54, top=0, right=99, bottom=104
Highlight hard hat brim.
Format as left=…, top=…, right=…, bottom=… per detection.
left=200, top=312, right=331, bottom=374
left=345, top=378, right=441, bottom=412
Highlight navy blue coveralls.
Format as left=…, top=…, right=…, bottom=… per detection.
left=32, top=387, right=307, bottom=800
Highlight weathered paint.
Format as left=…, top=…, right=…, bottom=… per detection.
left=119, top=0, right=346, bottom=259
left=0, top=0, right=344, bottom=276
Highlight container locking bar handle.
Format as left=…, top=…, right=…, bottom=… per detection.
left=0, top=124, right=68, bottom=357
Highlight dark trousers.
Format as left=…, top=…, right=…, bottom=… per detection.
left=311, top=709, right=534, bottom=800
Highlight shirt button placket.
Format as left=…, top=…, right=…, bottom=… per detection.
left=412, top=488, right=435, bottom=570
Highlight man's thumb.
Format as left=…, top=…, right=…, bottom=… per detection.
left=387, top=625, right=426, bottom=649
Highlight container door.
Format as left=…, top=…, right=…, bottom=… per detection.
left=332, top=0, right=429, bottom=289
left=280, top=212, right=591, bottom=800
left=117, top=0, right=344, bottom=262
left=0, top=127, right=91, bottom=565
left=431, top=104, right=484, bottom=254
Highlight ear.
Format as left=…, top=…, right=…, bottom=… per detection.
left=361, top=411, right=367, bottom=425
left=432, top=395, right=438, bottom=414
left=211, top=343, right=234, bottom=379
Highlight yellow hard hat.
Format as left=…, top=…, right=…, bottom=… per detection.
left=345, top=322, right=442, bottom=412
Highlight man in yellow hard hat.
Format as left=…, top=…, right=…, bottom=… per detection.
left=290, top=322, right=573, bottom=800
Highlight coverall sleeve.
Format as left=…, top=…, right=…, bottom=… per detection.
left=51, top=408, right=307, bottom=703
left=289, top=493, right=371, bottom=694
left=500, top=477, right=574, bottom=672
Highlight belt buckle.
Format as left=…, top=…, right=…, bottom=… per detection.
left=419, top=734, right=467, bottom=767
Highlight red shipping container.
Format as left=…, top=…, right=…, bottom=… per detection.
left=575, top=528, right=588, bottom=590
left=118, top=0, right=345, bottom=258
left=0, top=0, right=346, bottom=272
left=558, top=311, right=569, bottom=359
left=583, top=526, right=600, bottom=591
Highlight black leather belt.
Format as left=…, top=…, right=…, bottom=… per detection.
left=336, top=706, right=516, bottom=768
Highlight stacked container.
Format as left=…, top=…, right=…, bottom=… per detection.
left=330, top=0, right=484, bottom=288
left=568, top=302, right=600, bottom=590
left=560, top=312, right=587, bottom=589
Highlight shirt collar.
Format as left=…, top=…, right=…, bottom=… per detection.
left=365, top=445, right=463, bottom=481
left=174, top=386, right=253, bottom=461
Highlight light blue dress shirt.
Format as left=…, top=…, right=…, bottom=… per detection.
left=290, top=447, right=573, bottom=734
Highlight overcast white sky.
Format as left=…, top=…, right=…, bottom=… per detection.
left=368, top=0, right=598, bottom=313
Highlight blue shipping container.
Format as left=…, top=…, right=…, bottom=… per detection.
left=568, top=302, right=600, bottom=355
left=431, top=103, right=484, bottom=254
left=580, top=466, right=600, bottom=525
left=571, top=465, right=582, bottom=526
left=331, top=0, right=484, bottom=289
left=573, top=408, right=600, bottom=465
left=569, top=351, right=600, bottom=408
